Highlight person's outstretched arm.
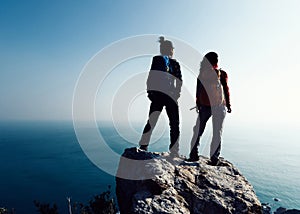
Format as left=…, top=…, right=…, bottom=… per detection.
left=220, top=70, right=231, bottom=113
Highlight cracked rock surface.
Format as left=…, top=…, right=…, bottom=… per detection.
left=116, top=147, right=262, bottom=214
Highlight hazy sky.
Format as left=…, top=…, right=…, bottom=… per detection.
left=1, top=0, right=300, bottom=128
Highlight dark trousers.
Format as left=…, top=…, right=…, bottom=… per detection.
left=189, top=105, right=226, bottom=161
left=139, top=94, right=180, bottom=153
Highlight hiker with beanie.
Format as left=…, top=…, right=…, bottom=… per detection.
left=139, top=36, right=182, bottom=157
left=187, top=52, right=231, bottom=165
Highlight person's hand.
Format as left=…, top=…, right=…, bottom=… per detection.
left=227, top=106, right=232, bottom=113
left=196, top=104, right=202, bottom=113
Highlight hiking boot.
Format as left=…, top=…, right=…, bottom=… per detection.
left=139, top=145, right=148, bottom=151
left=186, top=156, right=199, bottom=162
left=208, top=158, right=220, bottom=166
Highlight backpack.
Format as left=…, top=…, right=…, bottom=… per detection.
left=200, top=69, right=225, bottom=106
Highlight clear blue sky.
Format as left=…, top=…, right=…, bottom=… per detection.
left=1, top=0, right=300, bottom=127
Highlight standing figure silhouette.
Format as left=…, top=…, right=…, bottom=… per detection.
left=188, top=52, right=231, bottom=165
left=139, top=36, right=182, bottom=156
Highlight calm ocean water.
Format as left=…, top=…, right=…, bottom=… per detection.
left=0, top=120, right=299, bottom=213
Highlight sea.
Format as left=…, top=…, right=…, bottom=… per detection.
left=0, top=120, right=299, bottom=213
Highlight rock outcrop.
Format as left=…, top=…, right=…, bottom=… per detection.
left=262, top=204, right=300, bottom=214
left=271, top=207, right=300, bottom=214
left=116, top=147, right=262, bottom=214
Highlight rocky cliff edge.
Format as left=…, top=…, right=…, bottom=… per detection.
left=116, top=147, right=262, bottom=214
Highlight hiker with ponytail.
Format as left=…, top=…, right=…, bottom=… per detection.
left=139, top=36, right=182, bottom=157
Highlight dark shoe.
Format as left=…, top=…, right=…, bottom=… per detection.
left=188, top=149, right=199, bottom=162
left=139, top=145, right=148, bottom=151
left=186, top=156, right=199, bottom=162
left=208, top=158, right=220, bottom=166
